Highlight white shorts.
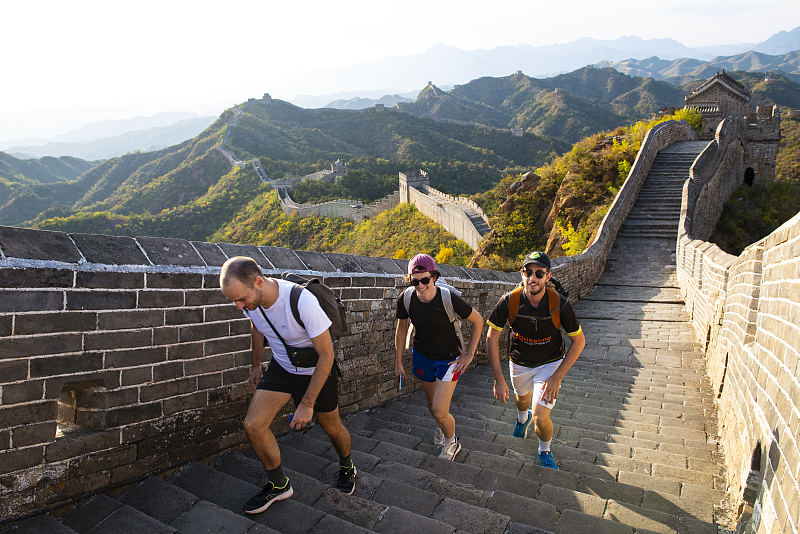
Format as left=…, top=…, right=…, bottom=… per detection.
left=509, top=359, right=562, bottom=410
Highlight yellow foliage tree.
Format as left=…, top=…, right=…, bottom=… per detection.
left=435, top=246, right=454, bottom=264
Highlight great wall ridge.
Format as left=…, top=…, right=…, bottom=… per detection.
left=1, top=75, right=798, bottom=532
left=215, top=93, right=497, bottom=251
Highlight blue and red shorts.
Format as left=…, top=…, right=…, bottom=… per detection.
left=412, top=348, right=460, bottom=383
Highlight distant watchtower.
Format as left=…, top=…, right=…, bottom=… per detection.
left=332, top=159, right=348, bottom=178
left=399, top=169, right=429, bottom=203
left=685, top=71, right=781, bottom=186
left=685, top=71, right=750, bottom=138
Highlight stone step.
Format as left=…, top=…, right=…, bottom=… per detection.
left=381, top=396, right=718, bottom=478
left=271, top=409, right=719, bottom=533
left=216, top=447, right=552, bottom=534
left=2, top=514, right=79, bottom=534
left=616, top=232, right=678, bottom=239
left=169, top=461, right=338, bottom=533
left=61, top=494, right=178, bottom=534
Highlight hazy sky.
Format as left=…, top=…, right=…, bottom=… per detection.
left=2, top=0, right=798, bottom=118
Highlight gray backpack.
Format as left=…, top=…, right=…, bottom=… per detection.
left=402, top=281, right=466, bottom=353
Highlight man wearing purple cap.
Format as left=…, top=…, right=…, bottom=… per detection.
left=395, top=253, right=484, bottom=460
left=485, top=251, right=585, bottom=469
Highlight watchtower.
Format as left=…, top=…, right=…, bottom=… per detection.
left=399, top=169, right=429, bottom=203
left=685, top=72, right=781, bottom=187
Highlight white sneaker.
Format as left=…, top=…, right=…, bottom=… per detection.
left=438, top=438, right=461, bottom=461
left=433, top=427, right=445, bottom=447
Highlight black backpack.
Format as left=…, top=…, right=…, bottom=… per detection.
left=281, top=272, right=348, bottom=341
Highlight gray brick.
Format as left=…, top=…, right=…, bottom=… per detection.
left=537, top=484, right=607, bottom=516
left=487, top=490, right=559, bottom=531
left=2, top=379, right=44, bottom=404
left=0, top=267, right=73, bottom=288
left=67, top=290, right=137, bottom=310
left=75, top=271, right=144, bottom=289
left=138, top=290, right=184, bottom=308
left=0, top=290, right=63, bottom=312
left=432, top=497, right=510, bottom=534
left=31, top=351, right=103, bottom=376
left=554, top=509, right=632, bottom=534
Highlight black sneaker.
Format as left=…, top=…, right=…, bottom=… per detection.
left=243, top=480, right=293, bottom=514
left=335, top=464, right=357, bottom=495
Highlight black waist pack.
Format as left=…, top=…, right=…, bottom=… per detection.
left=285, top=345, right=319, bottom=368
left=258, top=307, right=319, bottom=368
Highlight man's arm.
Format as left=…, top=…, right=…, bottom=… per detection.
left=249, top=321, right=266, bottom=391
left=394, top=318, right=409, bottom=380
left=486, top=326, right=509, bottom=403
left=452, top=309, right=484, bottom=375
left=290, top=329, right=336, bottom=429
left=540, top=331, right=585, bottom=403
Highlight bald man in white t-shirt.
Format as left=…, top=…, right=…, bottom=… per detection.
left=220, top=257, right=355, bottom=514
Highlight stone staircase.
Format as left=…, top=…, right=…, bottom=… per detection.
left=461, top=205, right=491, bottom=236
left=3, top=140, right=735, bottom=534
left=4, top=333, right=732, bottom=534
left=618, top=141, right=709, bottom=240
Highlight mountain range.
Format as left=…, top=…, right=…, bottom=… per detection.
left=286, top=27, right=800, bottom=109
left=0, top=113, right=217, bottom=160
left=6, top=67, right=798, bottom=243
left=5, top=117, right=217, bottom=160
left=597, top=50, right=800, bottom=86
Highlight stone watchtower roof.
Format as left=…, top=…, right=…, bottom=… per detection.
left=685, top=71, right=750, bottom=104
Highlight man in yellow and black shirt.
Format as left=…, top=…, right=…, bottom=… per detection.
left=486, top=251, right=585, bottom=470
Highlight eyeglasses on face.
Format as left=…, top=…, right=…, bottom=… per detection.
left=410, top=276, right=432, bottom=286
left=522, top=268, right=547, bottom=279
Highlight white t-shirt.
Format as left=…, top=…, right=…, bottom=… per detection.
left=244, top=279, right=332, bottom=376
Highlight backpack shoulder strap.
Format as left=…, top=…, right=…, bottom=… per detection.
left=439, top=287, right=457, bottom=324
left=547, top=287, right=561, bottom=331
left=508, top=286, right=523, bottom=326
left=289, top=284, right=305, bottom=330
left=402, top=286, right=414, bottom=316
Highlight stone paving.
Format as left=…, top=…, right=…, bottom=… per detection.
left=3, top=141, right=733, bottom=533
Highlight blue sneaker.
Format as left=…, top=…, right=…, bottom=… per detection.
left=538, top=451, right=558, bottom=470
left=512, top=410, right=532, bottom=438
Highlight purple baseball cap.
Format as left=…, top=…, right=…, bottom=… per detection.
left=408, top=253, right=436, bottom=274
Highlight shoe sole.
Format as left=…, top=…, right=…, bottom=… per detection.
left=439, top=442, right=461, bottom=461
left=338, top=467, right=357, bottom=496
left=244, top=486, right=294, bottom=515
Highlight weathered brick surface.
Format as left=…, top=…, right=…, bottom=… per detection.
left=75, top=271, right=144, bottom=289
left=679, top=187, right=800, bottom=530
left=0, top=290, right=64, bottom=313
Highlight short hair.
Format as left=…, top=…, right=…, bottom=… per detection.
left=220, top=256, right=263, bottom=288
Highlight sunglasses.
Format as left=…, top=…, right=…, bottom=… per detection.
left=410, top=276, right=432, bottom=286
left=522, top=268, right=547, bottom=279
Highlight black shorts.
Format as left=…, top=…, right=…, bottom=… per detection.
left=257, top=359, right=339, bottom=413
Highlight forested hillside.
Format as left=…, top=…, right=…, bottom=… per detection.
left=0, top=152, right=97, bottom=226
left=23, top=90, right=569, bottom=241
left=468, top=109, right=703, bottom=270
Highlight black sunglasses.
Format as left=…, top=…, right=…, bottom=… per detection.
left=522, top=268, right=547, bottom=279
left=410, top=276, right=432, bottom=286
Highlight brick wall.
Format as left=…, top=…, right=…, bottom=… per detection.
left=678, top=191, right=800, bottom=531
